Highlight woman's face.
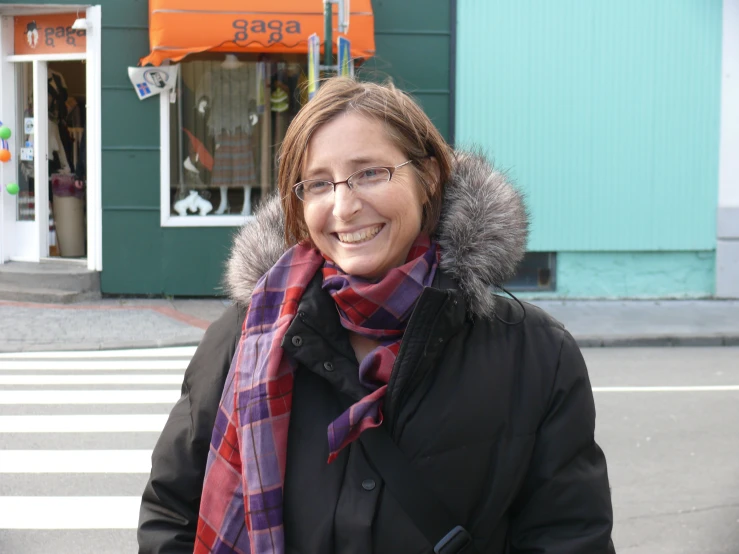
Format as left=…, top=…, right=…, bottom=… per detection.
left=301, top=112, right=424, bottom=280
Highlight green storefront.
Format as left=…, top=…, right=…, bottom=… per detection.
left=0, top=0, right=454, bottom=296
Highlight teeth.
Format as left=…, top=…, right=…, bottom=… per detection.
left=337, top=225, right=383, bottom=244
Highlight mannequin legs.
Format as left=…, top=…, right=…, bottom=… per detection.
left=241, top=186, right=252, bottom=216
left=214, top=185, right=229, bottom=215
left=214, top=185, right=252, bottom=215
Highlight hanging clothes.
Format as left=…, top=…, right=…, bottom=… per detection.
left=211, top=127, right=257, bottom=188
left=196, top=63, right=256, bottom=135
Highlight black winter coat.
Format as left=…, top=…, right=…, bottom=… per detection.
left=138, top=154, right=615, bottom=553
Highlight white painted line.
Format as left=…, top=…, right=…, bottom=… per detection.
left=0, top=346, right=197, bottom=359
left=0, top=374, right=183, bottom=385
left=0, top=360, right=189, bottom=371
left=593, top=385, right=739, bottom=392
left=0, top=496, right=140, bottom=529
left=0, top=390, right=180, bottom=404
left=0, top=414, right=169, bottom=433
left=0, top=450, right=153, bottom=473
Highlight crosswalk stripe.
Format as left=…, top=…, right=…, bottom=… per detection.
left=0, top=450, right=153, bottom=473
left=0, top=414, right=169, bottom=433
left=0, top=390, right=181, bottom=404
left=0, top=348, right=194, bottom=534
left=0, top=360, right=189, bottom=371
left=0, top=497, right=141, bottom=529
left=0, top=346, right=198, bottom=359
left=0, top=374, right=184, bottom=385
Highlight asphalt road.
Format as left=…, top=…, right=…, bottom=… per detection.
left=0, top=346, right=737, bottom=553
left=585, top=347, right=739, bottom=554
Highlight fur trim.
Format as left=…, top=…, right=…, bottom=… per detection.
left=224, top=194, right=286, bottom=305
left=225, top=151, right=528, bottom=319
left=436, top=151, right=528, bottom=318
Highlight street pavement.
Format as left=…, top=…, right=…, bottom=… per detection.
left=1, top=297, right=738, bottom=352
left=0, top=346, right=737, bottom=553
left=586, top=347, right=739, bottom=554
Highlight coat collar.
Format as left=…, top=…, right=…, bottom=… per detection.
left=224, top=151, right=529, bottom=319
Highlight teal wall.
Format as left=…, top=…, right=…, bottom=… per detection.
left=455, top=0, right=723, bottom=253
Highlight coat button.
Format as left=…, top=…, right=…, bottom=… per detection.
left=323, top=361, right=334, bottom=372
left=291, top=336, right=303, bottom=347
left=361, top=479, right=376, bottom=491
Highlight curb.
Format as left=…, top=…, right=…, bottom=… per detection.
left=0, top=336, right=204, bottom=354
left=2, top=334, right=738, bottom=353
left=575, top=335, right=739, bottom=348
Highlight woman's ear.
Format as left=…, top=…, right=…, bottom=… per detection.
left=423, top=156, right=441, bottom=192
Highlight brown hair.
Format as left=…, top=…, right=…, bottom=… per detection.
left=277, top=76, right=453, bottom=244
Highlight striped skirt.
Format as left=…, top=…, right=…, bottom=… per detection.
left=212, top=128, right=257, bottom=188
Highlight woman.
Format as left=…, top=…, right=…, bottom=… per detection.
left=138, top=77, right=615, bottom=554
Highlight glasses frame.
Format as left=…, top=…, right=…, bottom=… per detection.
left=292, top=160, right=414, bottom=202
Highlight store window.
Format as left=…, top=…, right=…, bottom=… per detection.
left=165, top=54, right=306, bottom=224
left=504, top=252, right=557, bottom=292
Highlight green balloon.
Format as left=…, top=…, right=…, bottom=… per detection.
left=0, top=126, right=10, bottom=140
left=6, top=182, right=19, bottom=195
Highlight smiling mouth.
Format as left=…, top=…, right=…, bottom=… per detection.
left=335, top=224, right=384, bottom=244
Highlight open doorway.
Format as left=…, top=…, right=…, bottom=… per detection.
left=46, top=60, right=86, bottom=258
left=14, top=59, right=87, bottom=259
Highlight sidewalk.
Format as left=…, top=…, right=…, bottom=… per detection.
left=1, top=297, right=737, bottom=352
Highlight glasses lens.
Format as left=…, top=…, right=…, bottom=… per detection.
left=349, top=167, right=391, bottom=189
left=296, top=180, right=333, bottom=202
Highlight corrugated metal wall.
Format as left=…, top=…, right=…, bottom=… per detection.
left=455, top=0, right=723, bottom=252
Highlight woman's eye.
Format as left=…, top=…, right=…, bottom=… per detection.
left=306, top=181, right=331, bottom=194
left=361, top=169, right=379, bottom=178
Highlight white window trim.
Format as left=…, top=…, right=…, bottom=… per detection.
left=86, top=5, right=102, bottom=270
left=7, top=53, right=86, bottom=62
left=159, top=88, right=255, bottom=228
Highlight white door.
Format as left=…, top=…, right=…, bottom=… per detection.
left=6, top=61, right=49, bottom=262
left=1, top=59, right=49, bottom=262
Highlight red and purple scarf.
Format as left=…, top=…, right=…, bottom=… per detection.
left=195, top=236, right=439, bottom=554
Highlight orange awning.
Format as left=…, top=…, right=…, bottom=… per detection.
left=140, top=0, right=375, bottom=66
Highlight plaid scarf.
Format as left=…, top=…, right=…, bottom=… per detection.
left=322, top=238, right=438, bottom=462
left=195, top=236, right=439, bottom=554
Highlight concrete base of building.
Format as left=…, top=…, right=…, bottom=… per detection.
left=716, top=241, right=739, bottom=298
left=521, top=250, right=716, bottom=299
left=716, top=207, right=739, bottom=298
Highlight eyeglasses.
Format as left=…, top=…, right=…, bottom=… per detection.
left=293, top=160, right=414, bottom=203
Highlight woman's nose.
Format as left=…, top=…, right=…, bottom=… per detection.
left=332, top=183, right=361, bottom=220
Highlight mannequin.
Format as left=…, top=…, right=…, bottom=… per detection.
left=196, top=54, right=258, bottom=216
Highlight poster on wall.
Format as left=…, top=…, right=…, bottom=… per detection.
left=127, top=65, right=179, bottom=101
left=14, top=14, right=86, bottom=55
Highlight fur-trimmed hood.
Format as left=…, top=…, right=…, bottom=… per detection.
left=225, top=151, right=528, bottom=319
